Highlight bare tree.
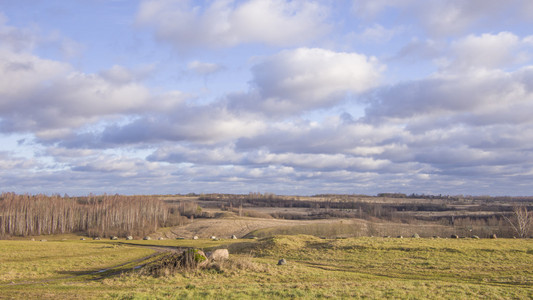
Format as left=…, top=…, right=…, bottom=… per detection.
left=503, top=205, right=532, bottom=238
left=0, top=193, right=184, bottom=238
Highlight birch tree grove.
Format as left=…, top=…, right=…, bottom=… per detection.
left=503, top=205, right=532, bottom=238
left=0, top=193, right=182, bottom=238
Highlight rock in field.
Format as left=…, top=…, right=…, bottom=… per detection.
left=277, top=258, right=287, bottom=265
left=412, top=233, right=420, bottom=238
left=491, top=234, right=497, bottom=239
left=451, top=234, right=459, bottom=239
left=126, top=236, right=133, bottom=240
left=193, top=236, right=199, bottom=240
left=143, top=236, right=151, bottom=240
left=471, top=235, right=480, bottom=239
left=208, top=249, right=229, bottom=261
left=231, top=235, right=238, bottom=239
left=110, top=236, right=118, bottom=240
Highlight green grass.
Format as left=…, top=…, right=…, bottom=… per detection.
left=1, top=235, right=532, bottom=299
left=0, top=239, right=155, bottom=284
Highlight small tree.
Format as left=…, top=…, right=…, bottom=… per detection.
left=503, top=205, right=532, bottom=238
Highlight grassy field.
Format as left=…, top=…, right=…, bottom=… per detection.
left=1, top=235, right=532, bottom=299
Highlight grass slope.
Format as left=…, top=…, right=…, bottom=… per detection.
left=1, top=236, right=532, bottom=299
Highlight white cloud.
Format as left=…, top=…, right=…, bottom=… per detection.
left=137, top=0, right=330, bottom=49
left=71, top=155, right=162, bottom=176
left=0, top=51, right=151, bottom=136
left=95, top=105, right=266, bottom=145
left=148, top=144, right=244, bottom=165
left=352, top=0, right=519, bottom=38
left=147, top=142, right=395, bottom=173
left=249, top=152, right=391, bottom=172
left=0, top=48, right=186, bottom=140
left=366, top=66, right=533, bottom=125
left=449, top=32, right=523, bottom=71
left=231, top=48, right=383, bottom=115
left=0, top=151, right=38, bottom=170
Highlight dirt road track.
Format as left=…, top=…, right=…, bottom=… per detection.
left=1, top=244, right=182, bottom=286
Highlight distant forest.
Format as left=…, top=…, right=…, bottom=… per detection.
left=1, top=192, right=532, bottom=238
left=0, top=193, right=187, bottom=238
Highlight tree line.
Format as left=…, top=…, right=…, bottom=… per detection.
left=0, top=193, right=184, bottom=238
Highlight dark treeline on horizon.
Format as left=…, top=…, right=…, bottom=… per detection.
left=197, top=192, right=533, bottom=202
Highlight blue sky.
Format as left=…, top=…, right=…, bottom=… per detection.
left=1, top=0, right=533, bottom=196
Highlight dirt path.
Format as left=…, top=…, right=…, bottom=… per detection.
left=2, top=244, right=182, bottom=286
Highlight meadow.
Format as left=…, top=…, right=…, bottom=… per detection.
left=1, top=235, right=532, bottom=299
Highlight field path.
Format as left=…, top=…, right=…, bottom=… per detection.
left=1, top=244, right=181, bottom=286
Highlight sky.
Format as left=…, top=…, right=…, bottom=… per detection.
left=1, top=0, right=533, bottom=196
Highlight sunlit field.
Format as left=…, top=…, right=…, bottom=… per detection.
left=1, top=235, right=532, bottom=299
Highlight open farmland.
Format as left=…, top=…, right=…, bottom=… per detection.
left=0, top=235, right=532, bottom=299
left=160, top=193, right=533, bottom=239
left=1, top=193, right=533, bottom=299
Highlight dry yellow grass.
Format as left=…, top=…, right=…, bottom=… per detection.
left=162, top=216, right=364, bottom=238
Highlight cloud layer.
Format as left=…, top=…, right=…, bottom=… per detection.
left=1, top=1, right=533, bottom=196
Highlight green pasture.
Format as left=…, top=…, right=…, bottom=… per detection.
left=1, top=235, right=532, bottom=299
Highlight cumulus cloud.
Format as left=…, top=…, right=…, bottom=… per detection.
left=0, top=47, right=185, bottom=140
left=50, top=47, right=383, bottom=149
left=366, top=66, right=533, bottom=125
left=418, top=0, right=505, bottom=37
left=352, top=0, right=527, bottom=38
left=0, top=50, right=152, bottom=138
left=236, top=118, right=404, bottom=155
left=137, top=0, right=329, bottom=49
left=231, top=48, right=382, bottom=115
left=447, top=32, right=531, bottom=71
left=58, top=104, right=266, bottom=147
